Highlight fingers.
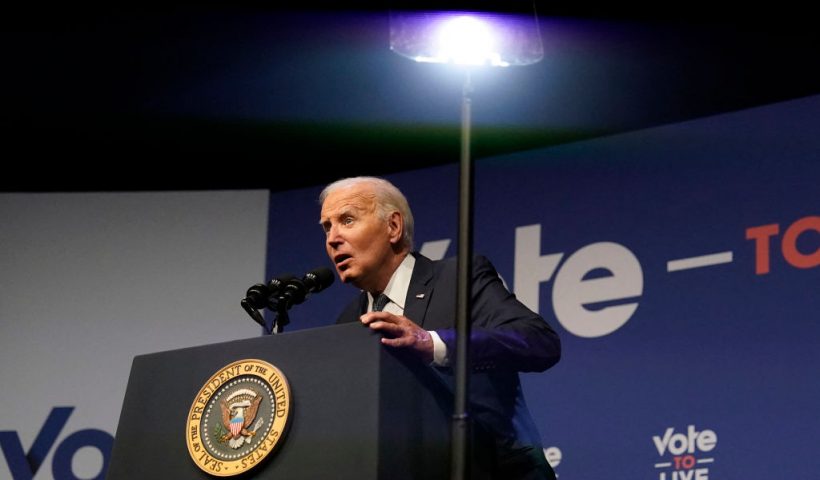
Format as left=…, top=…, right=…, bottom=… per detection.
left=383, top=329, right=434, bottom=364
left=360, top=311, right=396, bottom=325
left=360, top=312, right=418, bottom=338
left=381, top=329, right=432, bottom=347
left=360, top=312, right=434, bottom=363
left=366, top=319, right=405, bottom=336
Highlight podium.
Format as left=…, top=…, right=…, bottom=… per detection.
left=107, top=323, right=453, bottom=479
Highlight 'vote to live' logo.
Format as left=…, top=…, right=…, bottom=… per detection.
left=653, top=425, right=717, bottom=480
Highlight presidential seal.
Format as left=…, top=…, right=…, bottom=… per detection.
left=186, top=359, right=292, bottom=476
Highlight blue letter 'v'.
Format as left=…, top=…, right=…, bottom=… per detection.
left=0, top=407, right=74, bottom=480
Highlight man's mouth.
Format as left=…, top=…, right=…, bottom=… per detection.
left=334, top=254, right=352, bottom=270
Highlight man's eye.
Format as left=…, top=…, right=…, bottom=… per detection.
left=343, top=217, right=354, bottom=225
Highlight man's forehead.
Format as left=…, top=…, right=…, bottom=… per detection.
left=321, top=188, right=376, bottom=217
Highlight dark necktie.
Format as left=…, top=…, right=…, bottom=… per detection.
left=372, top=293, right=390, bottom=312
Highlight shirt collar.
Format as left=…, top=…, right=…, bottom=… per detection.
left=368, top=254, right=415, bottom=311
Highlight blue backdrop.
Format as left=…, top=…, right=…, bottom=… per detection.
left=266, top=95, right=819, bottom=479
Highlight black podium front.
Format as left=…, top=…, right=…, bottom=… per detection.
left=107, top=323, right=453, bottom=479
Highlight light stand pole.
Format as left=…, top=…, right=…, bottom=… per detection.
left=452, top=68, right=473, bottom=480
left=388, top=8, right=544, bottom=479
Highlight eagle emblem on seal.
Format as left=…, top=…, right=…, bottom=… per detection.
left=219, top=388, right=264, bottom=449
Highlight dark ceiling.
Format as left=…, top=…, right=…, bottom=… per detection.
left=2, top=3, right=817, bottom=192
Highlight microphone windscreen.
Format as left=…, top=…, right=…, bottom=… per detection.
left=269, top=273, right=298, bottom=295
left=305, top=267, right=334, bottom=293
left=245, top=283, right=270, bottom=309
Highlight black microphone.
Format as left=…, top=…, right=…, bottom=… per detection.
left=242, top=273, right=297, bottom=310
left=243, top=283, right=270, bottom=310
left=240, top=282, right=269, bottom=328
left=241, top=273, right=298, bottom=330
left=266, top=274, right=298, bottom=309
left=303, top=267, right=335, bottom=294
left=241, top=268, right=335, bottom=333
left=279, top=267, right=335, bottom=308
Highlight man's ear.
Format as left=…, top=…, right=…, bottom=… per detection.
left=387, top=211, right=404, bottom=245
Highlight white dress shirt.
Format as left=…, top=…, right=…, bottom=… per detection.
left=366, top=254, right=448, bottom=366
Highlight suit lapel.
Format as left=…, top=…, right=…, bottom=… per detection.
left=403, top=253, right=434, bottom=327
left=357, top=292, right=369, bottom=316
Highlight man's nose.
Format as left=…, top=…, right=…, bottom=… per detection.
left=326, top=224, right=342, bottom=246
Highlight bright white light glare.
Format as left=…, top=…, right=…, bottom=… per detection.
left=435, top=16, right=504, bottom=66
left=390, top=11, right=543, bottom=67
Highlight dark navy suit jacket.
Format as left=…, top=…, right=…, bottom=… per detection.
left=336, top=253, right=561, bottom=479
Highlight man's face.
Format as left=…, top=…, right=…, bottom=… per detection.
left=320, top=183, right=396, bottom=292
